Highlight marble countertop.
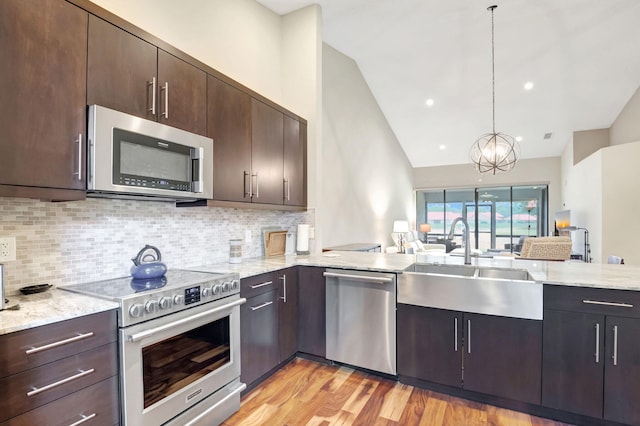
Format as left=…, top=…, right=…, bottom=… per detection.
left=0, top=289, right=118, bottom=335
left=5, top=251, right=639, bottom=336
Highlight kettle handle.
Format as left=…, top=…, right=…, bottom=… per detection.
left=132, top=245, right=162, bottom=265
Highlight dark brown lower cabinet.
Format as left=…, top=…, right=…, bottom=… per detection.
left=398, top=304, right=542, bottom=405
left=297, top=266, right=326, bottom=358
left=398, top=304, right=461, bottom=387
left=240, top=290, right=279, bottom=386
left=543, top=308, right=640, bottom=425
left=277, top=267, right=298, bottom=363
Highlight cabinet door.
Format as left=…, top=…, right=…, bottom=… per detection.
left=542, top=309, right=604, bottom=418
left=240, top=290, right=279, bottom=386
left=297, top=266, right=326, bottom=357
left=87, top=15, right=157, bottom=120
left=464, top=313, right=542, bottom=404
left=283, top=117, right=306, bottom=206
left=157, top=50, right=207, bottom=135
left=397, top=305, right=462, bottom=387
left=278, top=267, right=298, bottom=363
left=604, top=315, right=640, bottom=425
left=207, top=76, right=252, bottom=202
left=251, top=99, right=284, bottom=205
left=0, top=0, right=87, bottom=191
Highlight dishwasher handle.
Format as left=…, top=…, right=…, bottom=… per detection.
left=323, top=271, right=393, bottom=284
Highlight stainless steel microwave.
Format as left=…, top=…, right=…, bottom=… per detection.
left=87, top=105, right=213, bottom=201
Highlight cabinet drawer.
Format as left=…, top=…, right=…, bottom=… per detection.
left=0, top=376, right=119, bottom=426
left=0, top=343, right=118, bottom=423
left=544, top=284, right=640, bottom=318
left=0, top=310, right=117, bottom=378
left=241, top=272, right=277, bottom=299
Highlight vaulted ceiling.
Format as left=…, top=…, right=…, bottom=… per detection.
left=257, top=0, right=640, bottom=168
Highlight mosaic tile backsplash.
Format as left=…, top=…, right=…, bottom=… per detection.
left=0, top=197, right=313, bottom=295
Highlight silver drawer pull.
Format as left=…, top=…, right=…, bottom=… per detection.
left=612, top=325, right=619, bottom=366
left=27, top=368, right=95, bottom=396
left=583, top=300, right=634, bottom=308
left=595, top=323, right=600, bottom=363
left=250, top=281, right=273, bottom=289
left=68, top=413, right=97, bottom=426
left=25, top=332, right=94, bottom=355
left=250, top=301, right=273, bottom=311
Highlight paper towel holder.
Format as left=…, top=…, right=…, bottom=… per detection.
left=296, top=224, right=310, bottom=255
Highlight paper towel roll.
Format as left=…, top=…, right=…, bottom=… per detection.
left=296, top=224, right=310, bottom=253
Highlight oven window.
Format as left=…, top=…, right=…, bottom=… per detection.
left=142, top=316, right=231, bottom=408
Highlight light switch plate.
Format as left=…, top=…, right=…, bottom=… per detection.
left=0, top=237, right=16, bottom=262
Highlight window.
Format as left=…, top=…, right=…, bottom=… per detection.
left=416, top=185, right=548, bottom=253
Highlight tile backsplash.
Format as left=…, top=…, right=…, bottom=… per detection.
left=0, top=197, right=313, bottom=295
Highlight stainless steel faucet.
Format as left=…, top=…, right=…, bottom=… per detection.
left=448, top=217, right=471, bottom=265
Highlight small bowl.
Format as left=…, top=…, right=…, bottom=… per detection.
left=19, top=284, right=53, bottom=295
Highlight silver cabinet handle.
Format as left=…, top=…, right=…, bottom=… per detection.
left=253, top=172, right=259, bottom=198
left=612, top=325, right=619, bottom=366
left=25, top=332, right=94, bottom=355
left=27, top=368, right=95, bottom=396
left=323, top=271, right=393, bottom=283
left=250, top=281, right=273, bottom=289
left=148, top=77, right=157, bottom=115
left=280, top=274, right=287, bottom=303
left=583, top=300, right=633, bottom=308
left=454, top=317, right=458, bottom=352
left=284, top=178, right=290, bottom=201
left=595, top=323, right=600, bottom=363
left=74, top=134, right=82, bottom=180
left=68, top=413, right=97, bottom=426
left=161, top=81, right=169, bottom=118
left=244, top=171, right=251, bottom=198
left=250, top=301, right=273, bottom=311
left=467, top=319, right=471, bottom=354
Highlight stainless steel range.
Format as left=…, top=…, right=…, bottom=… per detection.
left=61, top=269, right=246, bottom=426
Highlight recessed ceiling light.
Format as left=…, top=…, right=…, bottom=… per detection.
left=515, top=136, right=523, bottom=142
left=425, top=98, right=435, bottom=107
left=524, top=81, right=534, bottom=91
left=439, top=144, right=446, bottom=150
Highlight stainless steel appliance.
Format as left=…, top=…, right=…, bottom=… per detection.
left=324, top=269, right=397, bottom=375
left=61, top=269, right=245, bottom=426
left=87, top=105, right=213, bottom=201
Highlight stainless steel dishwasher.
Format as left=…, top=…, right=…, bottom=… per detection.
left=324, top=269, right=396, bottom=375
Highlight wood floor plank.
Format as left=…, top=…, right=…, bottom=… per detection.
left=222, top=358, right=574, bottom=426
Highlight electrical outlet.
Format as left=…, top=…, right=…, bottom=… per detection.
left=0, top=237, right=16, bottom=262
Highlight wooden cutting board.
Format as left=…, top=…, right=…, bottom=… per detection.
left=264, top=230, right=287, bottom=256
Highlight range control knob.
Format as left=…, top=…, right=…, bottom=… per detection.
left=201, top=287, right=211, bottom=297
left=159, top=297, right=172, bottom=310
left=144, top=300, right=158, bottom=314
left=129, top=303, right=144, bottom=318
left=212, top=284, right=222, bottom=295
left=222, top=282, right=231, bottom=293
left=231, top=279, right=240, bottom=290
left=173, top=294, right=184, bottom=305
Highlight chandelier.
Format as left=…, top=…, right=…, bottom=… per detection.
left=470, top=5, right=518, bottom=174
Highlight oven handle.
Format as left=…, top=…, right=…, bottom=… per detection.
left=127, top=297, right=246, bottom=343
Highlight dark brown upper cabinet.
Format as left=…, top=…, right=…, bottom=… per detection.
left=87, top=15, right=206, bottom=136
left=284, top=118, right=307, bottom=207
left=0, top=0, right=88, bottom=200
left=207, top=76, right=252, bottom=203
left=251, top=99, right=284, bottom=205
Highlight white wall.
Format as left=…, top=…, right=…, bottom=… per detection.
left=322, top=44, right=414, bottom=250
left=560, top=138, right=603, bottom=263
left=414, top=157, right=562, bottom=233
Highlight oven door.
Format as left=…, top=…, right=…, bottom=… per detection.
left=120, top=295, right=245, bottom=426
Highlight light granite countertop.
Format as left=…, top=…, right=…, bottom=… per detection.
left=0, top=288, right=118, bottom=336
left=4, top=251, right=639, bottom=336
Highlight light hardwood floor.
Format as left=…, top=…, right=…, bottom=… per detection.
left=223, top=358, right=573, bottom=426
